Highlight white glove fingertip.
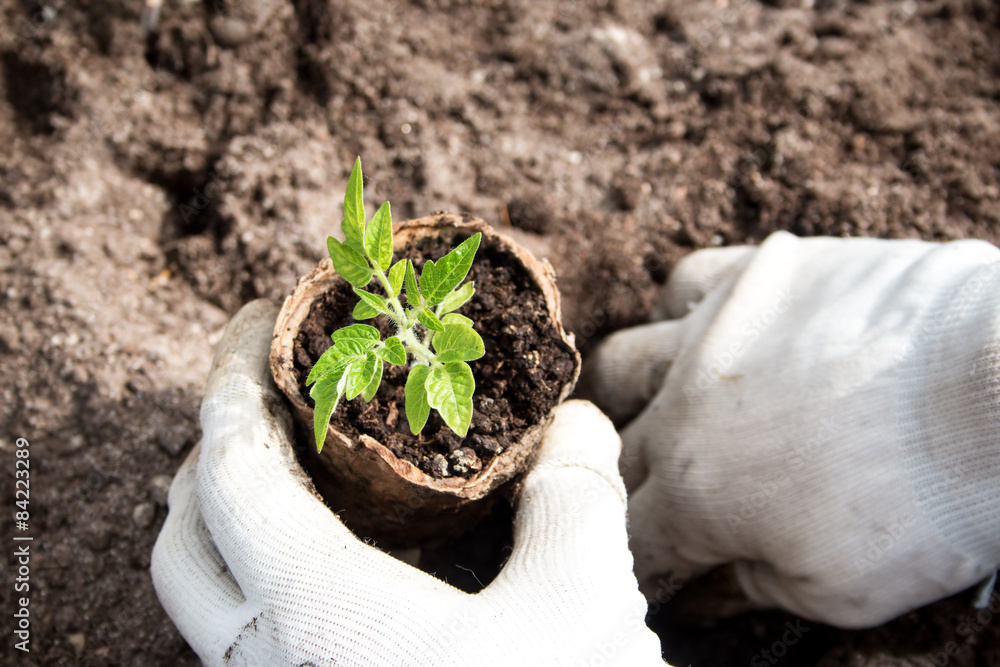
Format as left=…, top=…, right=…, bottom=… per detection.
left=204, top=298, right=280, bottom=400
left=488, top=401, right=666, bottom=666
left=579, top=321, right=685, bottom=426
left=654, top=243, right=758, bottom=319
left=503, top=400, right=632, bottom=579
left=534, top=399, right=623, bottom=476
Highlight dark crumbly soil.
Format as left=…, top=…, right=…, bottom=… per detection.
left=5, top=0, right=1000, bottom=664
left=292, top=228, right=576, bottom=478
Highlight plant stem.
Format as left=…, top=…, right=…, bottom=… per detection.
left=372, top=264, right=439, bottom=367
left=372, top=265, right=407, bottom=323
left=398, top=327, right=437, bottom=366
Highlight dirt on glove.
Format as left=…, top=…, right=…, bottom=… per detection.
left=3, top=0, right=1000, bottom=665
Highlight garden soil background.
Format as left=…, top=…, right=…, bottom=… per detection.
left=1, top=0, right=999, bottom=664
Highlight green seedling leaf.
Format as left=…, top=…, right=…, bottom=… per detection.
left=307, top=346, right=344, bottom=384
left=419, top=258, right=439, bottom=300
left=342, top=157, right=366, bottom=252
left=378, top=336, right=406, bottom=365
left=420, top=233, right=481, bottom=305
left=441, top=313, right=473, bottom=327
left=404, top=259, right=421, bottom=306
left=361, top=354, right=383, bottom=401
left=353, top=299, right=380, bottom=320
left=417, top=308, right=444, bottom=332
left=345, top=351, right=381, bottom=400
left=433, top=323, right=485, bottom=363
left=365, top=201, right=393, bottom=271
left=387, top=260, right=406, bottom=298
left=309, top=159, right=489, bottom=443
left=332, top=323, right=380, bottom=346
left=309, top=354, right=352, bottom=388
left=437, top=281, right=475, bottom=314
left=425, top=362, right=475, bottom=436
left=310, top=378, right=343, bottom=452
left=340, top=359, right=363, bottom=400
left=353, top=288, right=391, bottom=316
left=405, top=364, right=431, bottom=434
left=328, top=236, right=373, bottom=288
left=332, top=339, right=376, bottom=357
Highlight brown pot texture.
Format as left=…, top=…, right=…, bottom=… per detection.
left=270, top=213, right=580, bottom=546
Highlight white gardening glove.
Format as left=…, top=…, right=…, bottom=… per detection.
left=151, top=299, right=665, bottom=666
left=584, top=230, right=1000, bottom=629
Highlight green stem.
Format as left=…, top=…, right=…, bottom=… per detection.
left=371, top=264, right=439, bottom=367
left=398, top=328, right=438, bottom=367
left=372, top=265, right=407, bottom=324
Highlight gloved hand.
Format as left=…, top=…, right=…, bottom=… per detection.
left=584, top=231, right=1000, bottom=629
left=151, top=299, right=665, bottom=666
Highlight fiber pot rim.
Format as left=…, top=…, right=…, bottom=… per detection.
left=269, top=213, right=579, bottom=541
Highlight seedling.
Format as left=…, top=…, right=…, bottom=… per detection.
left=307, top=158, right=485, bottom=452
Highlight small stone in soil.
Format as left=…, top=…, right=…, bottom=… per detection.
left=449, top=447, right=482, bottom=475
left=472, top=434, right=504, bottom=456
left=132, top=502, right=156, bottom=529
left=67, top=632, right=86, bottom=654
left=149, top=474, right=173, bottom=506
left=85, top=521, right=114, bottom=552
left=430, top=454, right=450, bottom=478
left=156, top=428, right=188, bottom=457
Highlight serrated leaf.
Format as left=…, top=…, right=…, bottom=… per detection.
left=405, top=364, right=431, bottom=434
left=306, top=346, right=344, bottom=385
left=387, top=260, right=406, bottom=298
left=378, top=336, right=407, bottom=365
left=340, top=359, right=365, bottom=400
left=433, top=323, right=485, bottom=363
left=331, top=323, right=380, bottom=346
left=353, top=288, right=390, bottom=316
left=404, top=259, right=421, bottom=307
left=310, top=378, right=343, bottom=452
left=327, top=236, right=373, bottom=288
left=417, top=308, right=444, bottom=332
left=361, top=354, right=383, bottom=401
left=420, top=233, right=481, bottom=305
left=426, top=362, right=475, bottom=436
left=437, top=281, right=475, bottom=314
left=441, top=313, right=473, bottom=327
left=365, top=201, right=393, bottom=271
left=353, top=299, right=380, bottom=320
left=333, top=339, right=376, bottom=357
left=345, top=351, right=381, bottom=400
left=419, top=258, right=439, bottom=301
left=342, top=158, right=365, bottom=252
